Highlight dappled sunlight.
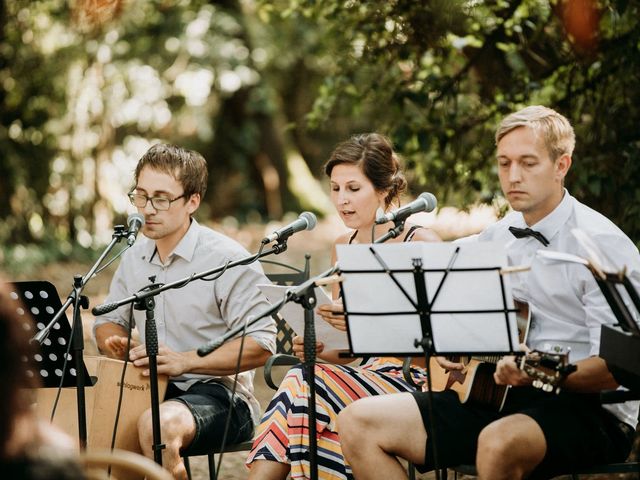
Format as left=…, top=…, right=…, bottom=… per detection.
left=415, top=204, right=498, bottom=241
left=287, top=151, right=334, bottom=217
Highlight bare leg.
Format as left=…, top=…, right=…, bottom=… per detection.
left=247, top=459, right=291, bottom=480
left=476, top=413, right=546, bottom=480
left=138, top=401, right=196, bottom=480
left=338, top=393, right=427, bottom=480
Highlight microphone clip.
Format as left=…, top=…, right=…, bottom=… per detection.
left=270, top=239, right=289, bottom=254
left=112, top=224, right=127, bottom=242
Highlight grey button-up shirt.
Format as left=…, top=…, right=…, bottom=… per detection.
left=93, top=219, right=276, bottom=423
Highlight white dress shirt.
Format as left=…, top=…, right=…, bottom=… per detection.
left=93, top=219, right=276, bottom=423
left=476, top=190, right=640, bottom=427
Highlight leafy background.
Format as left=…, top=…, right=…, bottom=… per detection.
left=2, top=0, right=639, bottom=274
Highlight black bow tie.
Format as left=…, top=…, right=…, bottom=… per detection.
left=508, top=226, right=550, bottom=247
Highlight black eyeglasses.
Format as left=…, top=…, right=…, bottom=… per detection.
left=128, top=192, right=186, bottom=211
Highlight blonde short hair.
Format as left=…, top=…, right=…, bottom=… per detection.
left=495, top=106, right=576, bottom=160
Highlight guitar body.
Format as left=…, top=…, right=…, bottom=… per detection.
left=429, top=357, right=508, bottom=411
left=426, top=300, right=530, bottom=411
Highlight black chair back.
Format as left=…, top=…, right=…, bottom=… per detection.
left=260, top=254, right=311, bottom=356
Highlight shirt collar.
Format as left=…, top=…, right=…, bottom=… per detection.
left=170, top=218, right=199, bottom=263
left=140, top=218, right=200, bottom=265
left=510, top=189, right=573, bottom=244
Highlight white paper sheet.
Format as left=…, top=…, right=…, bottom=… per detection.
left=258, top=284, right=349, bottom=350
left=336, top=241, right=519, bottom=355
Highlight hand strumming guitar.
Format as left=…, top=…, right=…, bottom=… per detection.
left=435, top=356, right=465, bottom=372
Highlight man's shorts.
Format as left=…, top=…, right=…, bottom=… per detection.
left=412, top=387, right=634, bottom=479
left=165, top=381, right=254, bottom=456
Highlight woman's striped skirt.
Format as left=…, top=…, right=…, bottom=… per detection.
left=246, top=357, right=427, bottom=479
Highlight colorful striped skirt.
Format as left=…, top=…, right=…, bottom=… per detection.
left=246, top=357, right=427, bottom=479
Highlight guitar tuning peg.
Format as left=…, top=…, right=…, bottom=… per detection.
left=543, top=383, right=553, bottom=393
left=533, top=379, right=543, bottom=389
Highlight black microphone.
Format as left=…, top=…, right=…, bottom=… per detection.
left=262, top=212, right=317, bottom=244
left=126, top=213, right=145, bottom=246
left=375, top=192, right=437, bottom=224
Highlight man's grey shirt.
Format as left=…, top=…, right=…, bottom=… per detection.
left=93, top=219, right=276, bottom=423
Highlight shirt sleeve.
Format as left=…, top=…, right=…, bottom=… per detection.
left=214, top=261, right=277, bottom=354
left=581, top=233, right=640, bottom=356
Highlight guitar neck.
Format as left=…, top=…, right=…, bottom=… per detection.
left=470, top=355, right=503, bottom=364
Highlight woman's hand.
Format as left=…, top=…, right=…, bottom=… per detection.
left=316, top=299, right=346, bottom=331
left=292, top=335, right=324, bottom=362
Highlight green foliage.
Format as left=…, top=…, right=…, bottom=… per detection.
left=0, top=0, right=295, bottom=254
left=0, top=235, right=98, bottom=277
left=261, top=0, right=640, bottom=243
left=1, top=0, right=640, bottom=262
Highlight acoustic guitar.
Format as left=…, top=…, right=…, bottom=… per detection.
left=427, top=300, right=576, bottom=411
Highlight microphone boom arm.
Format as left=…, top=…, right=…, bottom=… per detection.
left=33, top=225, right=129, bottom=344
left=197, top=263, right=340, bottom=357
left=92, top=241, right=289, bottom=316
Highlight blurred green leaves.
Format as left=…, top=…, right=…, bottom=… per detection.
left=262, top=0, right=640, bottom=242
left=1, top=0, right=639, bottom=261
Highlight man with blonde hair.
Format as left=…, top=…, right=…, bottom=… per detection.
left=338, top=106, right=640, bottom=479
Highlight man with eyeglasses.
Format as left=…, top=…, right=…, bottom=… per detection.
left=93, top=143, right=276, bottom=479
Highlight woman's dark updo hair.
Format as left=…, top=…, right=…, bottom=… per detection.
left=323, top=133, right=407, bottom=207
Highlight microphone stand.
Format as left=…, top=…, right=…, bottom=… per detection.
left=374, top=217, right=406, bottom=244
left=289, top=282, right=319, bottom=480
left=197, top=265, right=340, bottom=480
left=32, top=224, right=129, bottom=449
left=136, top=278, right=165, bottom=464
left=92, top=240, right=289, bottom=466
left=197, top=264, right=340, bottom=356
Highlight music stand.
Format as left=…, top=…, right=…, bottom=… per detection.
left=336, top=241, right=521, bottom=477
left=593, top=271, right=640, bottom=391
left=6, top=281, right=92, bottom=388
left=537, top=229, right=640, bottom=392
left=336, top=242, right=521, bottom=356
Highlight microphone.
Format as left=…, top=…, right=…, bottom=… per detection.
left=262, top=212, right=317, bottom=244
left=126, top=213, right=145, bottom=246
left=375, top=192, right=437, bottom=224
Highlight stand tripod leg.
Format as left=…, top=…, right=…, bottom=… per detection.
left=302, top=295, right=318, bottom=480
left=139, top=293, right=165, bottom=466
left=71, top=277, right=89, bottom=450
left=74, top=349, right=88, bottom=449
left=148, top=354, right=164, bottom=465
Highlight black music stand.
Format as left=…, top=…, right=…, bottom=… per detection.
left=7, top=281, right=92, bottom=388
left=594, top=271, right=640, bottom=392
left=336, top=241, right=521, bottom=478
left=337, top=242, right=521, bottom=357
left=537, top=236, right=640, bottom=392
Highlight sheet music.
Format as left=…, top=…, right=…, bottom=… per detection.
left=337, top=241, right=519, bottom=355
left=258, top=284, right=349, bottom=350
